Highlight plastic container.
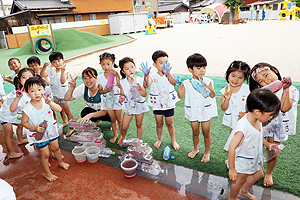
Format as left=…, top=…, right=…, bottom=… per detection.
left=263, top=144, right=285, bottom=162
left=163, top=146, right=170, bottom=160
left=72, top=146, right=87, bottom=163
left=106, top=72, right=115, bottom=89
left=85, top=146, right=100, bottom=163
left=120, top=158, right=138, bottom=178
left=190, top=77, right=211, bottom=98
left=69, top=118, right=95, bottom=130
left=35, top=120, right=47, bottom=140
left=141, top=163, right=161, bottom=176
left=99, top=148, right=112, bottom=158
left=122, top=138, right=143, bottom=147
left=129, top=75, right=141, bottom=102
left=127, top=143, right=152, bottom=156
left=262, top=80, right=283, bottom=93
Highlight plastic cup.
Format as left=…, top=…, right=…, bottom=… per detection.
left=72, top=146, right=86, bottom=163
left=85, top=146, right=100, bottom=163
left=120, top=159, right=138, bottom=178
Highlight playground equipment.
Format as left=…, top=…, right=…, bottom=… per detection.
left=27, top=23, right=56, bottom=54
left=262, top=5, right=266, bottom=21
left=156, top=13, right=174, bottom=28
left=134, top=2, right=141, bottom=12
left=195, top=3, right=229, bottom=23
left=145, top=2, right=156, bottom=35
left=279, top=0, right=300, bottom=20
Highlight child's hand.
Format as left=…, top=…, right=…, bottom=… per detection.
left=139, top=62, right=151, bottom=76
left=223, top=85, right=232, bottom=100
left=43, top=62, right=50, bottom=68
left=61, top=62, right=66, bottom=71
left=110, top=70, right=118, bottom=76
left=2, top=75, right=12, bottom=82
left=229, top=168, right=237, bottom=182
left=36, top=124, right=45, bottom=133
left=135, top=83, right=142, bottom=91
left=282, top=77, right=292, bottom=90
left=78, top=114, right=92, bottom=124
left=16, top=84, right=24, bottom=98
left=238, top=111, right=246, bottom=119
left=69, top=74, right=78, bottom=88
left=162, top=62, right=172, bottom=75
left=42, top=93, right=52, bottom=104
left=118, top=94, right=125, bottom=103
left=173, top=75, right=182, bottom=86
left=105, top=86, right=112, bottom=92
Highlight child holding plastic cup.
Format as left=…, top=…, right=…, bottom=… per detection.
left=117, top=57, right=149, bottom=146
left=176, top=53, right=217, bottom=161
left=22, top=76, right=69, bottom=182
left=249, top=62, right=298, bottom=187
left=97, top=52, right=122, bottom=143
left=225, top=88, right=281, bottom=200
left=220, top=60, right=251, bottom=133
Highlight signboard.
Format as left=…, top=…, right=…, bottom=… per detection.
left=29, top=24, right=51, bottom=38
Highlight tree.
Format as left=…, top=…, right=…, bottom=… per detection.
left=223, top=0, right=244, bottom=24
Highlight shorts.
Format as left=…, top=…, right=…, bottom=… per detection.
left=35, top=137, right=58, bottom=149
left=153, top=108, right=174, bottom=117
left=53, top=97, right=67, bottom=104
left=1, top=121, right=7, bottom=125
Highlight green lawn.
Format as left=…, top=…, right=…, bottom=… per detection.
left=61, top=74, right=300, bottom=197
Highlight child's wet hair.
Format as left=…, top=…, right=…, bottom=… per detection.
left=27, top=56, right=41, bottom=66
left=119, top=57, right=135, bottom=79
left=82, top=67, right=97, bottom=79
left=247, top=88, right=280, bottom=116
left=225, top=60, right=250, bottom=83
left=249, top=62, right=282, bottom=91
left=99, top=52, right=118, bottom=68
left=49, top=51, right=64, bottom=62
left=24, top=76, right=45, bottom=93
left=152, top=50, right=168, bottom=62
left=8, top=58, right=21, bottom=65
left=186, top=53, right=207, bottom=69
left=13, top=68, right=35, bottom=90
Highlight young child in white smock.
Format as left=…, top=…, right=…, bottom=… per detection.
left=97, top=52, right=122, bottom=143
left=224, top=89, right=281, bottom=200
left=22, top=76, right=69, bottom=182
left=176, top=53, right=217, bottom=162
left=117, top=57, right=149, bottom=146
left=141, top=50, right=180, bottom=150
left=220, top=61, right=251, bottom=132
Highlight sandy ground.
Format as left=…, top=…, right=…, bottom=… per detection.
left=66, top=20, right=300, bottom=81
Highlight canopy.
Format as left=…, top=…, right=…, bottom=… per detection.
left=198, top=3, right=229, bottom=23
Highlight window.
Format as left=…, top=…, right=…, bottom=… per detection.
left=74, top=15, right=82, bottom=21
left=89, top=14, right=96, bottom=20
left=40, top=16, right=67, bottom=24
left=273, top=4, right=278, bottom=10
left=142, top=1, right=145, bottom=5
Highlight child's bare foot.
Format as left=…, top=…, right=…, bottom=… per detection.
left=65, top=127, right=75, bottom=137
left=44, top=173, right=58, bottom=182
left=154, top=140, right=162, bottom=148
left=110, top=135, right=118, bottom=143
left=239, top=189, right=257, bottom=200
left=59, top=162, right=69, bottom=170
left=8, top=152, right=24, bottom=159
left=201, top=153, right=210, bottom=163
left=172, top=141, right=180, bottom=150
left=117, top=136, right=124, bottom=147
left=263, top=173, right=273, bottom=187
left=62, top=122, right=68, bottom=127
left=188, top=149, right=199, bottom=158
left=17, top=138, right=28, bottom=145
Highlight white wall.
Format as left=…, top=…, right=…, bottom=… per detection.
left=172, top=12, right=190, bottom=23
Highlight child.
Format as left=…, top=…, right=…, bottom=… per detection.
left=0, top=68, right=34, bottom=158
left=220, top=61, right=250, bottom=132
left=48, top=52, right=74, bottom=136
left=27, top=56, right=50, bottom=86
left=97, top=52, right=122, bottom=143
left=2, top=58, right=22, bottom=85
left=249, top=62, right=298, bottom=187
left=21, top=76, right=69, bottom=182
left=176, top=53, right=217, bottom=161
left=224, top=89, right=281, bottom=200
left=0, top=74, right=5, bottom=107
left=117, top=57, right=149, bottom=146
left=141, top=50, right=180, bottom=150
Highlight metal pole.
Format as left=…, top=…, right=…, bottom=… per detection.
left=0, top=0, right=6, bottom=16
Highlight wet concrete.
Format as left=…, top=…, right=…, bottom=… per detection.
left=1, top=128, right=299, bottom=200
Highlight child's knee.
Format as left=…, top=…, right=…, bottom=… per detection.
left=165, top=122, right=174, bottom=128
left=136, top=122, right=142, bottom=129
left=156, top=122, right=163, bottom=128
left=202, top=131, right=211, bottom=138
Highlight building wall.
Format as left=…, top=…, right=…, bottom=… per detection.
left=176, top=6, right=188, bottom=12
left=71, top=0, right=133, bottom=12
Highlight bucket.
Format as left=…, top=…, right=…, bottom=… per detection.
left=120, top=159, right=138, bottom=178
left=72, top=146, right=86, bottom=163
left=85, top=146, right=100, bottom=163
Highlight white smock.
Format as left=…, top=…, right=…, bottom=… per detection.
left=23, top=99, right=58, bottom=145
left=48, top=68, right=69, bottom=99
left=183, top=77, right=217, bottom=122
left=147, top=72, right=179, bottom=110
left=120, top=76, right=149, bottom=115
left=220, top=83, right=249, bottom=129
left=0, top=75, right=5, bottom=96
left=224, top=114, right=263, bottom=174
left=0, top=91, right=30, bottom=124
left=97, top=72, right=122, bottom=110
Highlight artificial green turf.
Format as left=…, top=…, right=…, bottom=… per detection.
left=60, top=74, right=300, bottom=197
